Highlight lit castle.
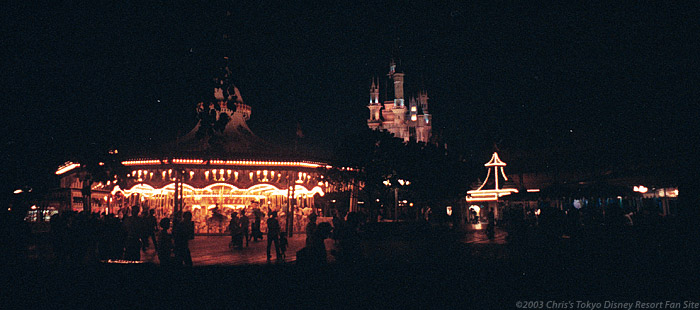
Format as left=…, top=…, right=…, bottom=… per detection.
left=367, top=60, right=432, bottom=143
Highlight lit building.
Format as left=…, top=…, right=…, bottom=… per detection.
left=460, top=151, right=680, bottom=226
left=464, top=152, right=519, bottom=222
left=54, top=59, right=341, bottom=233
left=367, top=60, right=432, bottom=143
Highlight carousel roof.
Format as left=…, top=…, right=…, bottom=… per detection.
left=125, top=58, right=326, bottom=164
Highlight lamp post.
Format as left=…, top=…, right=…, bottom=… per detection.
left=385, top=179, right=410, bottom=221
left=82, top=174, right=92, bottom=215
left=394, top=187, right=399, bottom=221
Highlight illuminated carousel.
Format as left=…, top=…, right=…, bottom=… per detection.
left=101, top=61, right=332, bottom=233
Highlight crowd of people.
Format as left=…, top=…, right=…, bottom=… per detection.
left=49, top=205, right=195, bottom=266
left=495, top=202, right=668, bottom=245
left=225, top=208, right=364, bottom=265
left=42, top=201, right=369, bottom=267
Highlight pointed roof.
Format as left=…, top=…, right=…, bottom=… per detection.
left=466, top=152, right=518, bottom=202
left=173, top=107, right=279, bottom=157
left=484, top=152, right=507, bottom=167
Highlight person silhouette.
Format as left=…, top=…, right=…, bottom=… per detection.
left=266, top=211, right=282, bottom=261
left=239, top=210, right=250, bottom=247
left=305, top=213, right=317, bottom=247
left=157, top=218, right=173, bottom=266
left=298, top=222, right=332, bottom=265
left=144, top=209, right=158, bottom=250
left=173, top=211, right=194, bottom=266
left=229, top=214, right=241, bottom=249
left=486, top=207, right=495, bottom=240
left=123, top=206, right=142, bottom=261
left=279, top=231, right=288, bottom=260
left=252, top=212, right=262, bottom=241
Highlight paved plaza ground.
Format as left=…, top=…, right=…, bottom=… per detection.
left=139, top=233, right=322, bottom=265
left=135, top=224, right=503, bottom=266
left=9, top=222, right=700, bottom=309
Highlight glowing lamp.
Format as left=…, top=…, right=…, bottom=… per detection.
left=633, top=185, right=648, bottom=193
left=56, top=162, right=81, bottom=175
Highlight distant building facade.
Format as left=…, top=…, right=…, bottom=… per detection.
left=367, top=60, right=432, bottom=143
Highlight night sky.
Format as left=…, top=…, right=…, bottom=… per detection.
left=3, top=1, right=697, bottom=195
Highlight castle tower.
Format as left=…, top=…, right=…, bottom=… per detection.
left=415, top=90, right=431, bottom=143
left=418, top=90, right=429, bottom=114
left=367, top=78, right=382, bottom=130
left=391, top=103, right=408, bottom=142
left=387, top=59, right=404, bottom=107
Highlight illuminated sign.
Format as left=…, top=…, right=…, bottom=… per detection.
left=122, top=158, right=324, bottom=169
left=466, top=152, right=519, bottom=202
left=56, top=162, right=81, bottom=175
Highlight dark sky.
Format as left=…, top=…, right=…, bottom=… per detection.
left=2, top=1, right=698, bottom=194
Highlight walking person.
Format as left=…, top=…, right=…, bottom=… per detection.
left=123, top=206, right=142, bottom=261
left=173, top=211, right=194, bottom=266
left=305, top=213, right=317, bottom=247
left=156, top=218, right=173, bottom=266
left=229, top=213, right=242, bottom=249
left=252, top=212, right=262, bottom=242
left=144, top=209, right=158, bottom=250
left=266, top=211, right=282, bottom=261
left=239, top=210, right=250, bottom=247
left=486, top=207, right=495, bottom=240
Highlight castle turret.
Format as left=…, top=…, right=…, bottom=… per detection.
left=370, top=77, right=379, bottom=104
left=414, top=90, right=431, bottom=143
left=367, top=78, right=382, bottom=130
left=387, top=59, right=404, bottom=107
left=418, top=90, right=429, bottom=114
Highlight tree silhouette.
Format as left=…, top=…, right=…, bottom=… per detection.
left=324, top=127, right=472, bottom=218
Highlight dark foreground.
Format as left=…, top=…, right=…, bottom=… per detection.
left=4, top=222, right=700, bottom=309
